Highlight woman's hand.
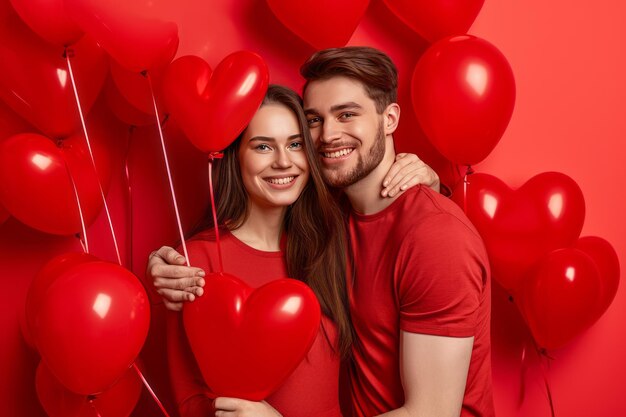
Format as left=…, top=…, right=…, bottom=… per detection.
left=214, top=397, right=283, bottom=417
left=381, top=153, right=441, bottom=197
left=146, top=246, right=205, bottom=311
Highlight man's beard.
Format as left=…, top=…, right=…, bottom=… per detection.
left=322, top=122, right=385, bottom=189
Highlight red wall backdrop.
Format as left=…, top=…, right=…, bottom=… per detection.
left=0, top=1, right=624, bottom=417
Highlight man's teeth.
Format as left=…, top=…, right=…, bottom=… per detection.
left=324, top=148, right=353, bottom=158
left=267, top=176, right=295, bottom=185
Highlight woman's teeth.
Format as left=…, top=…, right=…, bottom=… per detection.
left=266, top=176, right=295, bottom=185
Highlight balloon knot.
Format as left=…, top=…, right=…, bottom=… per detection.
left=208, top=152, right=224, bottom=161
left=63, top=48, right=75, bottom=59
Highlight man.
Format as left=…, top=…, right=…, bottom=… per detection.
left=300, top=47, right=493, bottom=417
left=149, top=47, right=493, bottom=417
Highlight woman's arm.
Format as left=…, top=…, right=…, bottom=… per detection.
left=381, top=153, right=441, bottom=197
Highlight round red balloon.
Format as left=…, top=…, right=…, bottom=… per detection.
left=25, top=252, right=98, bottom=349
left=518, top=248, right=603, bottom=350
left=36, top=361, right=142, bottom=417
left=34, top=261, right=150, bottom=395
left=457, top=172, right=586, bottom=292
left=9, top=0, right=83, bottom=46
left=163, top=52, right=269, bottom=153
left=0, top=14, right=107, bottom=139
left=412, top=35, right=516, bottom=166
left=183, top=273, right=321, bottom=400
left=0, top=133, right=107, bottom=235
left=383, top=0, right=484, bottom=42
left=266, top=0, right=370, bottom=50
left=66, top=0, right=179, bottom=72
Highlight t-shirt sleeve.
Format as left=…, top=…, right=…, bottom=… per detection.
left=166, top=311, right=215, bottom=417
left=396, top=212, right=489, bottom=337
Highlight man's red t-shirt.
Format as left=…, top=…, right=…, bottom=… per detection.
left=347, top=186, right=494, bottom=417
left=167, top=229, right=342, bottom=417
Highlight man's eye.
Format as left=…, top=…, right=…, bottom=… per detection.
left=307, top=117, right=321, bottom=126
left=339, top=112, right=355, bottom=120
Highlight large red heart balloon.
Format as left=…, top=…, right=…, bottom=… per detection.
left=266, top=0, right=370, bottom=50
left=412, top=35, right=516, bottom=166
left=34, top=261, right=150, bottom=395
left=66, top=0, right=179, bottom=72
left=162, top=52, right=269, bottom=153
left=36, top=361, right=142, bottom=417
left=25, top=252, right=98, bottom=349
left=183, top=273, right=321, bottom=400
left=0, top=10, right=107, bottom=138
left=517, top=248, right=603, bottom=350
left=456, top=172, right=585, bottom=291
left=0, top=133, right=108, bottom=235
left=9, top=0, right=83, bottom=46
left=383, top=0, right=484, bottom=42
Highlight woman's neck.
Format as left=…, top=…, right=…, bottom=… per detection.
left=230, top=203, right=286, bottom=252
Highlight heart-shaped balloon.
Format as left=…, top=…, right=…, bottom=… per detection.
left=162, top=52, right=269, bottom=153
left=456, top=172, right=585, bottom=291
left=36, top=361, right=142, bottom=417
left=34, top=260, right=150, bottom=395
left=517, top=248, right=603, bottom=350
left=411, top=35, right=516, bottom=166
left=383, top=0, right=484, bottom=42
left=266, top=0, right=370, bottom=50
left=9, top=0, right=83, bottom=46
left=0, top=13, right=108, bottom=138
left=110, top=59, right=168, bottom=115
left=573, top=236, right=620, bottom=318
left=0, top=133, right=109, bottom=235
left=66, top=0, right=179, bottom=72
left=183, top=273, right=321, bottom=400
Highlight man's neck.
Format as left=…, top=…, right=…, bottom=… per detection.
left=344, top=136, right=401, bottom=215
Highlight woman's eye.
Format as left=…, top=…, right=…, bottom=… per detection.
left=256, top=144, right=271, bottom=151
left=289, top=141, right=303, bottom=150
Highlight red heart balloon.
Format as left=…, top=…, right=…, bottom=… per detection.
left=162, top=52, right=269, bottom=153
left=411, top=35, right=516, bottom=166
left=9, top=0, right=83, bottom=46
left=266, top=0, right=370, bottom=50
left=34, top=261, right=150, bottom=395
left=0, top=13, right=108, bottom=138
left=105, top=78, right=155, bottom=127
left=183, top=273, right=321, bottom=400
left=573, top=236, right=620, bottom=318
left=0, top=133, right=108, bottom=235
left=36, top=361, right=142, bottom=417
left=456, top=172, right=585, bottom=291
left=25, top=252, right=99, bottom=349
left=66, top=0, right=179, bottom=72
left=110, top=59, right=168, bottom=115
left=517, top=248, right=602, bottom=350
left=383, top=0, right=484, bottom=42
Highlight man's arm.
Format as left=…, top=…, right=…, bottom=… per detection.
left=376, top=332, right=473, bottom=417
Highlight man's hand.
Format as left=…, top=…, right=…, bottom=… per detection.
left=147, top=246, right=205, bottom=311
left=214, top=397, right=283, bottom=417
left=382, top=153, right=441, bottom=197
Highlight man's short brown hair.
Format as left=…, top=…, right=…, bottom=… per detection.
left=300, top=46, right=398, bottom=114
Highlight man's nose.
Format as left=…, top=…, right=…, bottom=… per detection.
left=320, top=119, right=341, bottom=144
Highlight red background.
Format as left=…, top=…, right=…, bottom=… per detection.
left=0, top=1, right=624, bottom=416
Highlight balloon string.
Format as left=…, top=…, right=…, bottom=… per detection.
left=144, top=72, right=190, bottom=267
left=462, top=165, right=474, bottom=214
left=62, top=157, right=89, bottom=253
left=65, top=48, right=122, bottom=265
left=132, top=362, right=172, bottom=417
left=517, top=340, right=529, bottom=407
left=532, top=340, right=556, bottom=417
left=88, top=398, right=102, bottom=417
left=124, top=127, right=135, bottom=272
left=208, top=158, right=224, bottom=273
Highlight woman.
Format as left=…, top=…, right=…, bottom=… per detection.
left=153, top=85, right=439, bottom=417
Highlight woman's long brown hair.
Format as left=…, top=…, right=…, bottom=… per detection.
left=191, top=85, right=353, bottom=358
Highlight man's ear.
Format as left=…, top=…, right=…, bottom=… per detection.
left=383, top=103, right=400, bottom=135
